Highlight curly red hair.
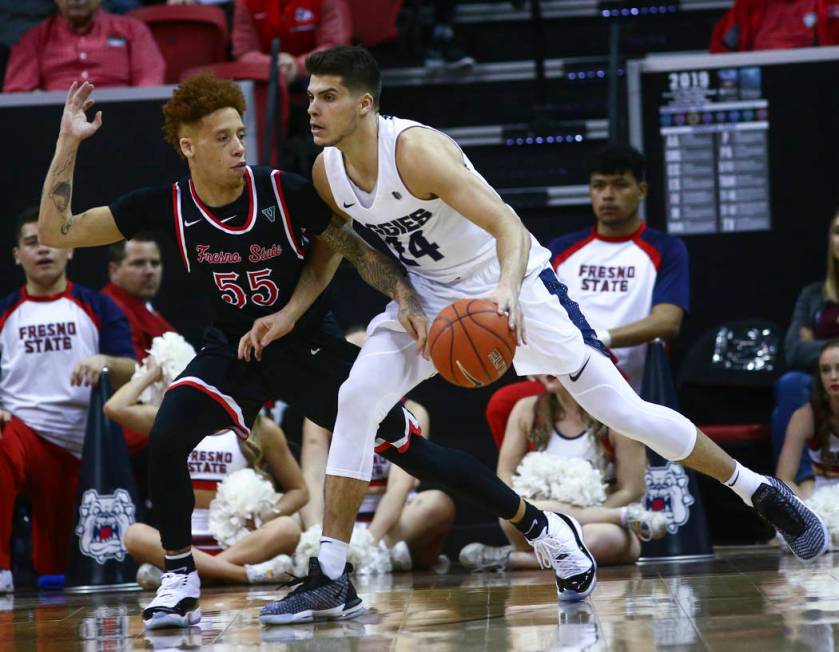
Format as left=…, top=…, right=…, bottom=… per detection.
left=162, top=73, right=246, bottom=158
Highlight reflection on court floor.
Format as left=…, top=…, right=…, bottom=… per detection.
left=2, top=547, right=838, bottom=650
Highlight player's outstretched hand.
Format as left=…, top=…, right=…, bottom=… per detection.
left=238, top=310, right=297, bottom=362
left=71, top=354, right=108, bottom=387
left=60, top=81, right=103, bottom=142
left=484, top=285, right=526, bottom=346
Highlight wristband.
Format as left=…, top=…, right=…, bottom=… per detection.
left=598, top=329, right=612, bottom=348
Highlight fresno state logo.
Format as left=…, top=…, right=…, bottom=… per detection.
left=75, top=489, right=136, bottom=564
left=643, top=462, right=695, bottom=534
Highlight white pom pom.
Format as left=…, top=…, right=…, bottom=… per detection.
left=132, top=333, right=197, bottom=406
left=208, top=469, right=281, bottom=548
left=806, top=483, right=839, bottom=550
left=512, top=452, right=606, bottom=507
left=289, top=524, right=393, bottom=576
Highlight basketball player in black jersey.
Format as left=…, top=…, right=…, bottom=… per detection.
left=38, top=78, right=581, bottom=629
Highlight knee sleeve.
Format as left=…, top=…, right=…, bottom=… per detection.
left=381, top=436, right=521, bottom=520
left=562, top=351, right=697, bottom=461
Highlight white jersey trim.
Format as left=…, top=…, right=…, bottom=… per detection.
left=186, top=166, right=259, bottom=235
left=270, top=170, right=305, bottom=260
left=167, top=376, right=250, bottom=439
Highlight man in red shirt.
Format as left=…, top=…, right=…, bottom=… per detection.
left=232, top=0, right=350, bottom=85
left=711, top=0, right=839, bottom=52
left=102, top=235, right=175, bottom=362
left=3, top=0, right=165, bottom=93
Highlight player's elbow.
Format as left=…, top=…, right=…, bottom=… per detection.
left=37, top=222, right=61, bottom=248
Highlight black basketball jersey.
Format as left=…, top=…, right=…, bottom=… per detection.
left=111, top=165, right=332, bottom=337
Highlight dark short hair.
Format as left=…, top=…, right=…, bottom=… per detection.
left=107, top=232, right=160, bottom=265
left=306, top=46, right=382, bottom=108
left=15, top=206, right=39, bottom=242
left=586, top=144, right=647, bottom=183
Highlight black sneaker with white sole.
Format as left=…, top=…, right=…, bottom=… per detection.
left=752, top=476, right=829, bottom=561
left=142, top=570, right=201, bottom=630
left=259, top=558, right=364, bottom=626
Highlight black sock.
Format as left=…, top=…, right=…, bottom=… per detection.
left=513, top=502, right=548, bottom=540
left=164, top=551, right=196, bottom=575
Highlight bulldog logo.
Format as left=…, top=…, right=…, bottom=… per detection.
left=643, top=462, right=695, bottom=534
left=75, top=489, right=136, bottom=564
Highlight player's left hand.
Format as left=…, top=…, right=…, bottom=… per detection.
left=71, top=354, right=108, bottom=386
left=484, top=284, right=526, bottom=346
left=238, top=310, right=297, bottom=362
left=397, top=296, right=430, bottom=358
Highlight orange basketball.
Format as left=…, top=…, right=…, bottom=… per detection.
left=428, top=299, right=517, bottom=388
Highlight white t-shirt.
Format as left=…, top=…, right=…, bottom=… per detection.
left=549, top=224, right=689, bottom=391
left=0, top=282, right=135, bottom=457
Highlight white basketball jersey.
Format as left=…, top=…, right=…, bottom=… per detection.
left=324, top=115, right=502, bottom=283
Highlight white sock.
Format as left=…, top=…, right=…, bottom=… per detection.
left=724, top=462, right=768, bottom=506
left=318, top=537, right=349, bottom=580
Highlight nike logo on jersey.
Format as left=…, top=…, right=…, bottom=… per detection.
left=568, top=356, right=590, bottom=382
left=343, top=202, right=355, bottom=209
left=184, top=218, right=202, bottom=227
left=310, top=348, right=321, bottom=355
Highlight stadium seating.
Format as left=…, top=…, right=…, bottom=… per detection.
left=130, top=5, right=228, bottom=85
left=345, top=0, right=402, bottom=47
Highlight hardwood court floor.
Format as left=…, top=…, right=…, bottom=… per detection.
left=2, top=547, right=838, bottom=651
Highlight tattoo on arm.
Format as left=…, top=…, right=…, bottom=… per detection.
left=318, top=218, right=405, bottom=300
left=50, top=181, right=72, bottom=213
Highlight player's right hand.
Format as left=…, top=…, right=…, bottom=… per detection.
left=238, top=310, right=297, bottom=362
left=60, top=81, right=103, bottom=142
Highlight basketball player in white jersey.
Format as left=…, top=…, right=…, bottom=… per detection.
left=251, top=45, right=829, bottom=622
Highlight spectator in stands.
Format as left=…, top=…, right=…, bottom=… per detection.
left=0, top=209, right=136, bottom=593
left=485, top=145, right=690, bottom=443
left=102, top=236, right=174, bottom=362
left=232, top=0, right=351, bottom=86
left=772, top=209, right=839, bottom=488
left=777, top=339, right=839, bottom=498
left=710, top=0, right=839, bottom=53
left=3, top=0, right=165, bottom=93
left=460, top=375, right=666, bottom=571
left=105, top=362, right=308, bottom=587
left=424, top=0, right=475, bottom=70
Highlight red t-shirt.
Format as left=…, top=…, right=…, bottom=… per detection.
left=233, top=0, right=351, bottom=78
left=752, top=0, right=818, bottom=50
left=3, top=10, right=165, bottom=92
left=101, top=282, right=175, bottom=361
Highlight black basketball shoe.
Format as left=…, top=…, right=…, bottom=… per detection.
left=142, top=570, right=201, bottom=630
left=752, top=476, right=829, bottom=561
left=259, top=558, right=364, bottom=625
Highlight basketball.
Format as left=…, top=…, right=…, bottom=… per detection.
left=428, top=299, right=517, bottom=388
